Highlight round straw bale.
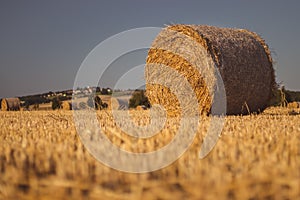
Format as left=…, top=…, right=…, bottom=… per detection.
left=145, top=25, right=275, bottom=116
left=287, top=102, right=299, bottom=109
left=1, top=99, right=8, bottom=111
left=62, top=101, right=72, bottom=110
left=1, top=98, right=20, bottom=111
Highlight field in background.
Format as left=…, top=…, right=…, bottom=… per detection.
left=0, top=107, right=299, bottom=199
left=26, top=95, right=113, bottom=111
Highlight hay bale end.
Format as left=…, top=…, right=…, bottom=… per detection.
left=62, top=101, right=72, bottom=110
left=1, top=98, right=21, bottom=111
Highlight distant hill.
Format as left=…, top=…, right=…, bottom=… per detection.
left=1, top=87, right=299, bottom=109
left=15, top=87, right=113, bottom=108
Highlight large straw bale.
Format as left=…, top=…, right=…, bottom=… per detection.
left=145, top=25, right=275, bottom=116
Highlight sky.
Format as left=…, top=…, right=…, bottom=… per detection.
left=0, top=0, right=299, bottom=98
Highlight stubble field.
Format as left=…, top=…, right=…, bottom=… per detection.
left=0, top=107, right=299, bottom=199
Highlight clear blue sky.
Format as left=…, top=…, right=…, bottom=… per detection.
left=0, top=0, right=299, bottom=98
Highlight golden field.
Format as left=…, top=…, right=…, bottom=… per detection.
left=0, top=107, right=299, bottom=200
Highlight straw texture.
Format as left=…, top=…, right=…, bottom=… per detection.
left=145, top=25, right=275, bottom=115
left=62, top=101, right=72, bottom=110
left=1, top=98, right=20, bottom=111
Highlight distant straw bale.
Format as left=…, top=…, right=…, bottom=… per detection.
left=287, top=102, right=299, bottom=109
left=145, top=25, right=275, bottom=116
left=62, top=101, right=72, bottom=110
left=1, top=98, right=20, bottom=111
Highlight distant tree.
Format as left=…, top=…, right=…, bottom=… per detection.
left=283, top=88, right=300, bottom=102
left=101, top=88, right=112, bottom=95
left=87, top=95, right=107, bottom=110
left=129, top=90, right=150, bottom=108
left=102, top=102, right=108, bottom=109
left=19, top=95, right=50, bottom=106
left=94, top=96, right=102, bottom=110
left=52, top=98, right=61, bottom=110
left=24, top=101, right=30, bottom=110
left=96, top=87, right=101, bottom=93
left=58, top=95, right=72, bottom=102
left=268, top=85, right=300, bottom=107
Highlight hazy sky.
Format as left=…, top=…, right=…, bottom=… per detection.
left=0, top=0, right=299, bottom=98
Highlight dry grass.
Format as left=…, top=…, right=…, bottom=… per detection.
left=0, top=107, right=299, bottom=199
